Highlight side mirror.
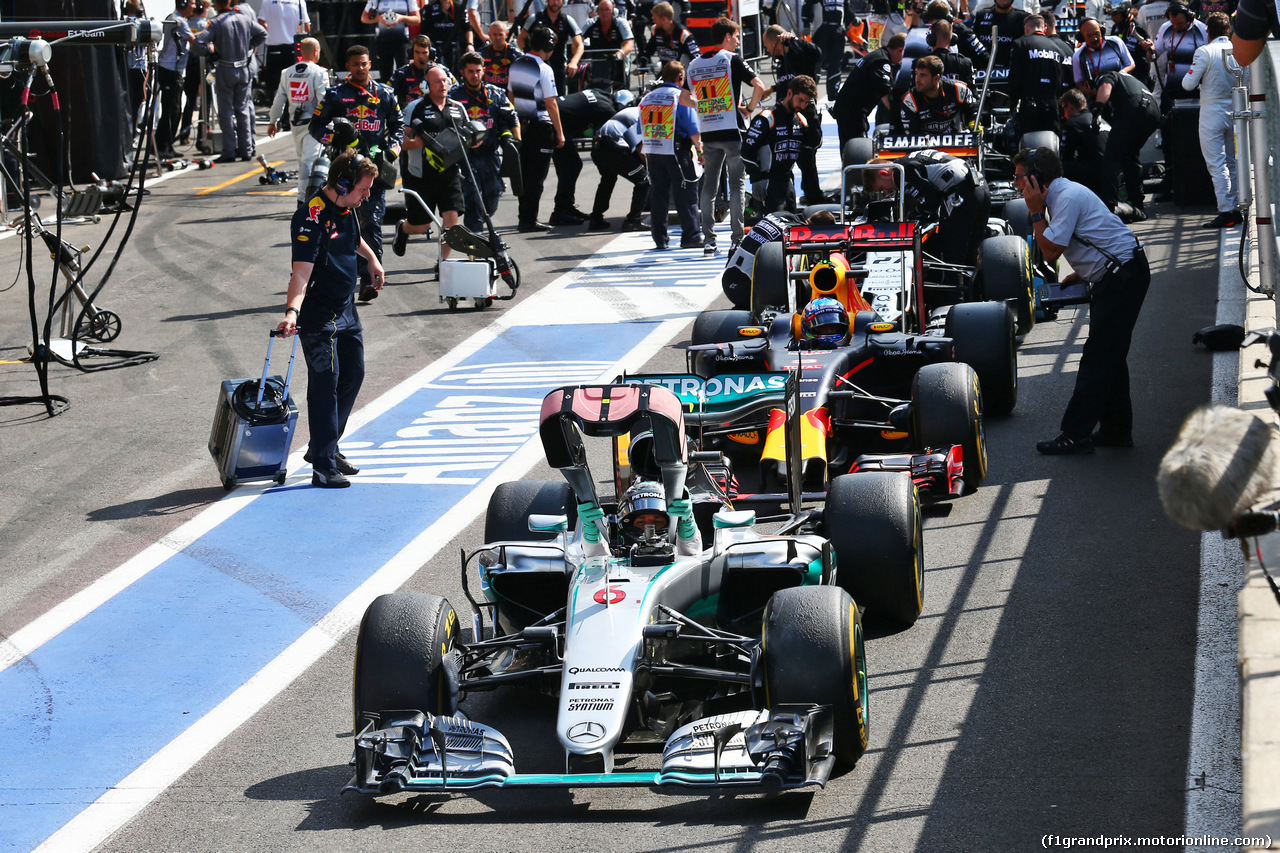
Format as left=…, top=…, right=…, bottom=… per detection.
left=528, top=514, right=569, bottom=534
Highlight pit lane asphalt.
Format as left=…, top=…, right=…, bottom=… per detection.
left=0, top=137, right=1222, bottom=851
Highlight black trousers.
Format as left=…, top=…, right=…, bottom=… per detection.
left=299, top=320, right=365, bottom=474
left=518, top=120, right=556, bottom=225
left=590, top=141, right=649, bottom=219
left=552, top=141, right=582, bottom=212
left=155, top=66, right=184, bottom=152
left=798, top=102, right=823, bottom=204
left=938, top=179, right=990, bottom=268
left=813, top=23, right=846, bottom=101
left=1060, top=251, right=1150, bottom=439
left=1106, top=102, right=1159, bottom=209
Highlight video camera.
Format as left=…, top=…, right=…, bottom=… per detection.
left=415, top=117, right=489, bottom=173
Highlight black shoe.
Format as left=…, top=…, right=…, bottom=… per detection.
left=157, top=149, right=180, bottom=160
left=621, top=216, right=648, bottom=232
left=549, top=209, right=586, bottom=226
left=1036, top=433, right=1095, bottom=455
left=517, top=221, right=551, bottom=233
left=1203, top=210, right=1243, bottom=228
left=359, top=283, right=379, bottom=302
left=311, top=469, right=351, bottom=488
left=214, top=155, right=237, bottom=164
left=239, top=154, right=253, bottom=161
left=586, top=215, right=611, bottom=231
left=392, top=220, right=409, bottom=257
left=654, top=240, right=669, bottom=250
left=1091, top=430, right=1134, bottom=448
left=304, top=451, right=360, bottom=476
left=680, top=236, right=705, bottom=249
left=553, top=206, right=588, bottom=222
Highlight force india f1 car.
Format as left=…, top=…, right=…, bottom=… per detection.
left=694, top=220, right=1015, bottom=500
left=346, top=382, right=922, bottom=798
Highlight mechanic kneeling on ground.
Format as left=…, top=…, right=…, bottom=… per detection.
left=864, top=148, right=990, bottom=271
left=278, top=151, right=385, bottom=489
left=1016, top=145, right=1149, bottom=456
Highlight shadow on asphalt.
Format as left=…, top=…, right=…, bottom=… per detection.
left=86, top=487, right=222, bottom=521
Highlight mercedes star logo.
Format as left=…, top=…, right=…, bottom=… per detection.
left=566, top=721, right=606, bottom=743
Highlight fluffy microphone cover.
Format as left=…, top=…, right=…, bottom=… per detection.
left=1158, top=405, right=1280, bottom=531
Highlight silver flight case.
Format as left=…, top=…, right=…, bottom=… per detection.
left=208, top=330, right=299, bottom=491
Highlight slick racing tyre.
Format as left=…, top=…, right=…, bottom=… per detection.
left=750, top=240, right=789, bottom=316
left=977, top=235, right=1035, bottom=336
left=353, top=592, right=460, bottom=734
left=841, top=137, right=874, bottom=168
left=824, top=472, right=923, bottom=629
left=691, top=309, right=755, bottom=377
left=946, top=301, right=1017, bottom=417
left=1018, top=130, right=1060, bottom=158
left=484, top=480, right=577, bottom=543
left=1003, top=197, right=1032, bottom=238
left=761, top=585, right=869, bottom=767
left=912, top=362, right=987, bottom=493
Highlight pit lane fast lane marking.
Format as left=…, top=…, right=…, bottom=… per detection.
left=0, top=233, right=729, bottom=853
left=195, top=160, right=287, bottom=196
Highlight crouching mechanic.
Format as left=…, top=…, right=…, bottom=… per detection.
left=864, top=149, right=990, bottom=269
left=277, top=151, right=385, bottom=489
left=268, top=38, right=329, bottom=196
left=393, top=65, right=469, bottom=266
left=450, top=51, right=520, bottom=236
left=578, top=480, right=703, bottom=559
left=741, top=74, right=820, bottom=215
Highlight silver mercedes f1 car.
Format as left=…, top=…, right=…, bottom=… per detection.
left=345, top=382, right=921, bottom=797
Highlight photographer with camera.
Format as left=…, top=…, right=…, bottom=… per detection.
left=393, top=65, right=470, bottom=268
left=361, top=0, right=421, bottom=84
left=1015, top=145, right=1149, bottom=455
left=450, top=52, right=520, bottom=236
left=311, top=45, right=404, bottom=302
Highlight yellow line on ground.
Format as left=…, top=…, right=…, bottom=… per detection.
left=195, top=161, right=286, bottom=196
left=246, top=190, right=298, bottom=196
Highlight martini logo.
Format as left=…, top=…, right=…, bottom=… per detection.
left=593, top=586, right=626, bottom=605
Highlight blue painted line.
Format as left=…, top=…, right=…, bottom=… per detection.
left=0, top=321, right=659, bottom=853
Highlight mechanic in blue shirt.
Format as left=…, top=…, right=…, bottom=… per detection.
left=277, top=151, right=385, bottom=488
left=1017, top=146, right=1149, bottom=455
left=640, top=61, right=704, bottom=250
left=311, top=45, right=405, bottom=302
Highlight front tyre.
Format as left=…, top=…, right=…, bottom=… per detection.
left=825, top=472, right=923, bottom=628
left=946, top=301, right=1017, bottom=417
left=761, top=585, right=869, bottom=767
left=353, top=592, right=460, bottom=734
left=913, top=362, right=987, bottom=493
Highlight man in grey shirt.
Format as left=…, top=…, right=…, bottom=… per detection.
left=1016, top=145, right=1150, bottom=455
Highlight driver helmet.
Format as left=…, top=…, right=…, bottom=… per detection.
left=802, top=298, right=850, bottom=347
left=618, top=481, right=668, bottom=542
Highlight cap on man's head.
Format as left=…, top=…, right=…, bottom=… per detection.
left=1105, top=1, right=1132, bottom=14
left=1166, top=2, right=1189, bottom=17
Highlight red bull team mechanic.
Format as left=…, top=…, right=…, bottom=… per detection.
left=311, top=45, right=405, bottom=302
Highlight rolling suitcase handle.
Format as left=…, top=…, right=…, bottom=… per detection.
left=259, top=329, right=299, bottom=409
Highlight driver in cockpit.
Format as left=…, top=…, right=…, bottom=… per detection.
left=579, top=479, right=703, bottom=559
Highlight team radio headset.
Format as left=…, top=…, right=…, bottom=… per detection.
left=331, top=152, right=366, bottom=196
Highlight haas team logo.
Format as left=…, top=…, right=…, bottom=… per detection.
left=289, top=80, right=310, bottom=103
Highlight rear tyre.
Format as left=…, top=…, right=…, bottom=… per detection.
left=913, top=362, right=986, bottom=493
left=946, top=301, right=1017, bottom=417
left=1003, top=197, right=1032, bottom=237
left=761, top=585, right=869, bottom=767
left=485, top=480, right=577, bottom=543
left=977, top=235, right=1035, bottom=335
left=841, top=137, right=874, bottom=167
left=691, top=309, right=757, bottom=377
left=825, top=472, right=923, bottom=628
left=353, top=592, right=459, bottom=734
left=750, top=240, right=789, bottom=316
